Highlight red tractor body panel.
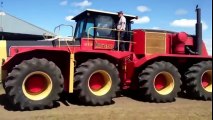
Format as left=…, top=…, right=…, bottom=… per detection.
left=134, top=54, right=211, bottom=68
left=3, top=34, right=211, bottom=91
left=133, top=30, right=146, bottom=54
left=4, top=28, right=212, bottom=69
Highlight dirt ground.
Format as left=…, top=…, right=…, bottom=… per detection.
left=0, top=85, right=212, bottom=120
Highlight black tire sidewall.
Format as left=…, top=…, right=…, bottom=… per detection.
left=6, top=59, right=63, bottom=109
left=194, top=64, right=212, bottom=98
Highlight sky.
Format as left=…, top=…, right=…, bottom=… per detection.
left=1, top=0, right=212, bottom=54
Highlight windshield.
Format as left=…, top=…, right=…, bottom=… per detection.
left=95, top=15, right=114, bottom=38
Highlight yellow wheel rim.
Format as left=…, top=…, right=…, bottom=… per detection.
left=22, top=71, right=53, bottom=101
left=153, top=72, right=175, bottom=95
left=201, top=70, right=212, bottom=92
left=88, top=70, right=112, bottom=96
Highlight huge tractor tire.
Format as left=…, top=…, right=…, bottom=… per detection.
left=74, top=58, right=120, bottom=106
left=4, top=58, right=64, bottom=110
left=139, top=61, right=182, bottom=103
left=185, top=61, right=212, bottom=100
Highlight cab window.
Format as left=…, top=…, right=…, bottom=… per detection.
left=95, top=15, right=114, bottom=39
left=84, top=18, right=95, bottom=38
left=75, top=19, right=85, bottom=39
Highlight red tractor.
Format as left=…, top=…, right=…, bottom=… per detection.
left=1, top=7, right=212, bottom=110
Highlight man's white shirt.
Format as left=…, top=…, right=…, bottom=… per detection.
left=117, top=16, right=126, bottom=31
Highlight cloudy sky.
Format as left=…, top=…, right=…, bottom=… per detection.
left=2, top=0, right=212, bottom=54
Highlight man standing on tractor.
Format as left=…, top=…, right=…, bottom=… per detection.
left=115, top=11, right=126, bottom=51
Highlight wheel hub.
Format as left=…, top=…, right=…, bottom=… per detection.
left=201, top=70, right=212, bottom=92
left=88, top=70, right=112, bottom=96
left=89, top=73, right=106, bottom=91
left=154, top=72, right=175, bottom=95
left=22, top=71, right=53, bottom=101
left=26, top=75, right=48, bottom=94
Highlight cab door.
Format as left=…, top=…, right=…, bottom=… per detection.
left=93, top=15, right=116, bottom=50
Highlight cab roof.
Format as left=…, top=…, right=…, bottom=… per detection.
left=72, top=9, right=137, bottom=21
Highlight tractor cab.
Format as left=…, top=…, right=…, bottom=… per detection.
left=71, top=9, right=137, bottom=50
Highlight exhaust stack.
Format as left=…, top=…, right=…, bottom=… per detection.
left=195, top=5, right=202, bottom=55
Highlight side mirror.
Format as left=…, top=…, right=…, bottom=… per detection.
left=131, top=16, right=138, bottom=24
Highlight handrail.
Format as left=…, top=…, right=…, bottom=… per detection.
left=53, top=24, right=74, bottom=52
left=87, top=27, right=134, bottom=51
left=87, top=37, right=135, bottom=43
left=54, top=24, right=74, bottom=37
